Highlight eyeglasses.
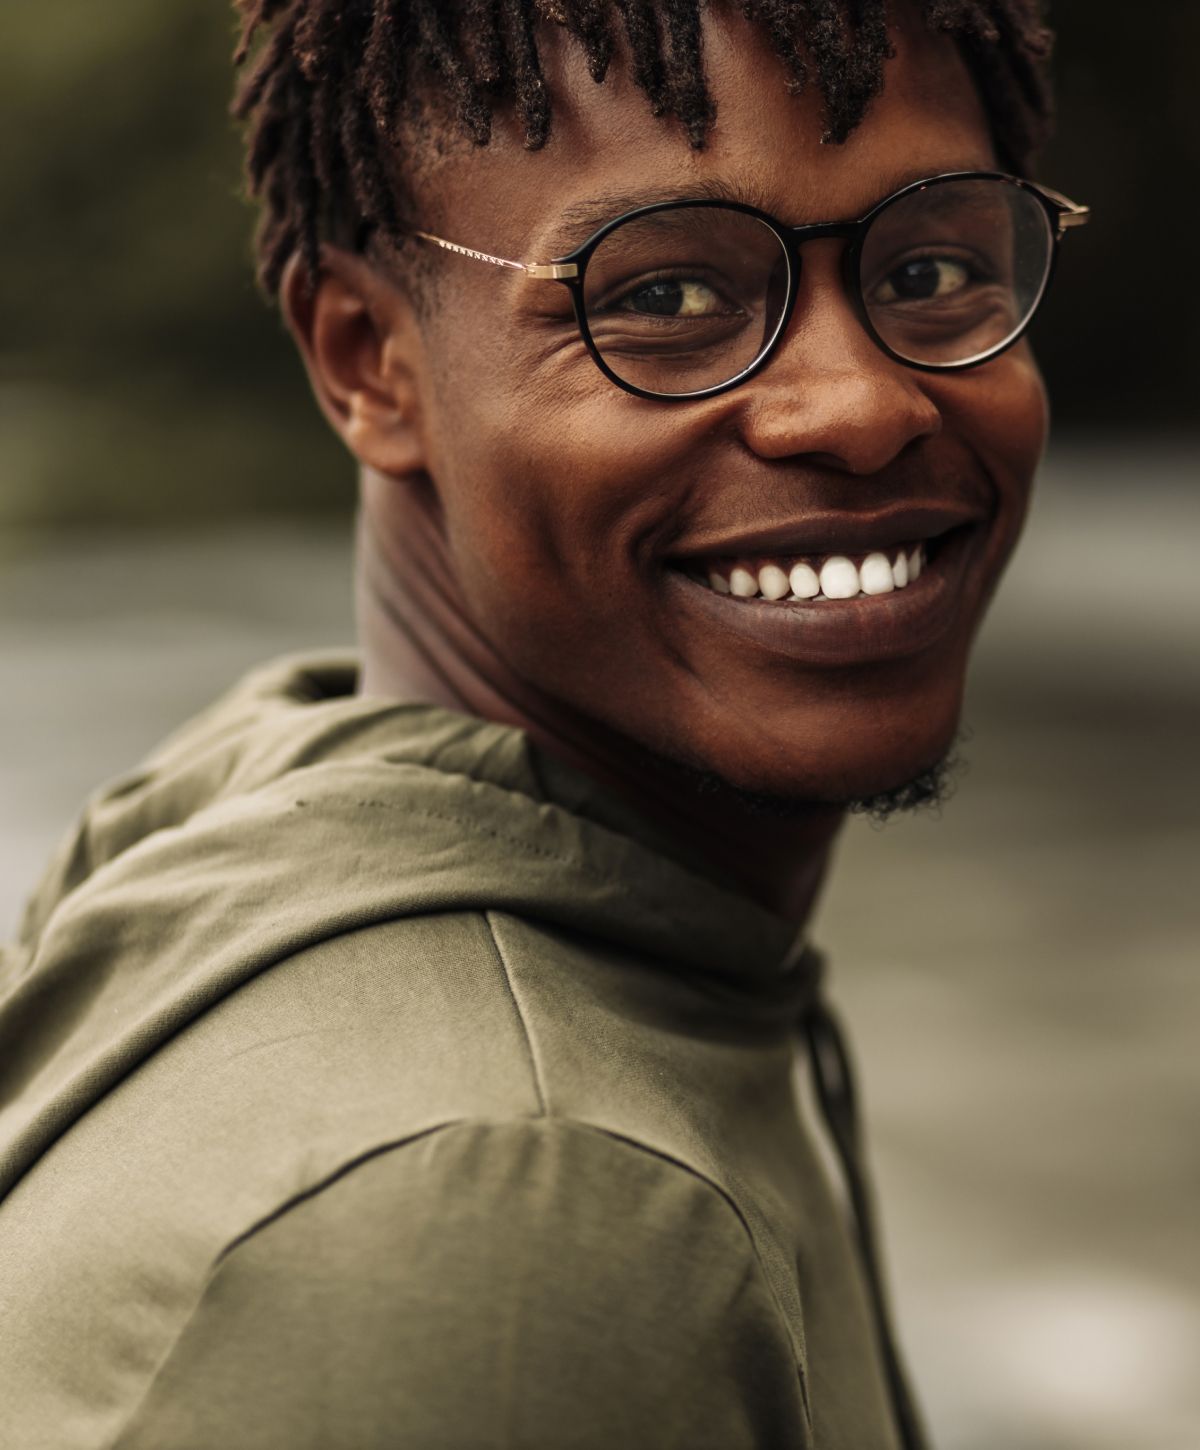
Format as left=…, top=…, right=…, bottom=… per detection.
left=409, top=171, right=1089, bottom=402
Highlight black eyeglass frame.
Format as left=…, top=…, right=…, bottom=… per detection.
left=411, top=170, right=1090, bottom=403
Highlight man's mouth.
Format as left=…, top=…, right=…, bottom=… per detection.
left=691, top=541, right=927, bottom=602
left=661, top=513, right=984, bottom=666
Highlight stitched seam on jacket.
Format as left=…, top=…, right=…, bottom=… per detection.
left=103, top=1119, right=470, bottom=1450
left=576, top=1121, right=812, bottom=1423
left=483, top=911, right=547, bottom=1115
left=109, top=1117, right=807, bottom=1450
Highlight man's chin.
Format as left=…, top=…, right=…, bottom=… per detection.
left=843, top=740, right=968, bottom=823
left=645, top=732, right=970, bottom=826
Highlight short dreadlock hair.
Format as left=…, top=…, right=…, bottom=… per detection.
left=231, top=0, right=1054, bottom=299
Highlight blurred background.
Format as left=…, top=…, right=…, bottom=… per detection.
left=2, top=3, right=1196, bottom=1447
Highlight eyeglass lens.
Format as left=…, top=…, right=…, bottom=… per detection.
left=579, top=179, right=1055, bottom=397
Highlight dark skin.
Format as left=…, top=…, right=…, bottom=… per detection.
left=282, top=9, right=1048, bottom=923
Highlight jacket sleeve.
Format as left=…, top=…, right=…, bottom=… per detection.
left=113, top=1117, right=807, bottom=1450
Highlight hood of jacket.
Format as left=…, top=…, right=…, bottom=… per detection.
left=0, top=652, right=820, bottom=1199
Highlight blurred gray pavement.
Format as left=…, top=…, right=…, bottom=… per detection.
left=2, top=440, right=1198, bottom=1449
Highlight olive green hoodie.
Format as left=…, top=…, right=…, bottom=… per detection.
left=0, top=653, right=920, bottom=1450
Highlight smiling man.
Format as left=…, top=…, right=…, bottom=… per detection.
left=0, top=3, right=1088, bottom=1448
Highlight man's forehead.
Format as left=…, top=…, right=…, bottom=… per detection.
left=405, top=7, right=994, bottom=252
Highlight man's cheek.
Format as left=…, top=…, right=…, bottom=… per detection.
left=939, top=350, right=1049, bottom=473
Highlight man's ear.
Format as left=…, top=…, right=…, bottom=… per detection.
left=281, top=247, right=428, bottom=479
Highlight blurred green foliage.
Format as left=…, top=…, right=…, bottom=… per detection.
left=1, top=0, right=1193, bottom=529
left=1, top=0, right=346, bottom=529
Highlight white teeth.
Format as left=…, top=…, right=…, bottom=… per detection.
left=729, top=566, right=759, bottom=598
left=700, top=541, right=929, bottom=602
left=758, top=564, right=791, bottom=601
left=788, top=562, right=821, bottom=599
left=819, top=556, right=861, bottom=600
left=860, top=552, right=895, bottom=596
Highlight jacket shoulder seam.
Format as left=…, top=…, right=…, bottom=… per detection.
left=482, top=910, right=547, bottom=1114
left=108, top=1115, right=806, bottom=1449
left=218, top=1116, right=755, bottom=1269
left=220, top=1116, right=802, bottom=1395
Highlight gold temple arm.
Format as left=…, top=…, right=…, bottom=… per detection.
left=412, top=230, right=579, bottom=281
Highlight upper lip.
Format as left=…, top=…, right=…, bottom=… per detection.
left=666, top=503, right=982, bottom=560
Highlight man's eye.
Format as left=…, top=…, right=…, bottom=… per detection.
left=619, top=278, right=727, bottom=317
left=874, top=257, right=972, bottom=304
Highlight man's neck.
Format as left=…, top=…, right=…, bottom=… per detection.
left=354, top=471, right=843, bottom=926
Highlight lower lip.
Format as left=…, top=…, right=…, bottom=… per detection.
left=661, top=526, right=981, bottom=667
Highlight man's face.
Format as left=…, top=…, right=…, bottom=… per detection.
left=367, top=11, right=1047, bottom=802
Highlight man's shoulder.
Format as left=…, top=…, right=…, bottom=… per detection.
left=108, top=1116, right=806, bottom=1450
left=0, top=905, right=549, bottom=1224
left=195, top=1118, right=768, bottom=1341
left=3, top=1107, right=806, bottom=1450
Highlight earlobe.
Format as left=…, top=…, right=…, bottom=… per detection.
left=280, top=247, right=428, bottom=479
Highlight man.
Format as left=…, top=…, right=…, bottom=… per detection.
left=0, top=2, right=1087, bottom=1447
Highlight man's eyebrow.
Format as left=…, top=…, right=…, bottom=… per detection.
left=540, top=161, right=998, bottom=257
left=545, top=178, right=749, bottom=252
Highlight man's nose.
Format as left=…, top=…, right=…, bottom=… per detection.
left=739, top=246, right=942, bottom=474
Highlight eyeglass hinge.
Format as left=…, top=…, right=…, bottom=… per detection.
left=1033, top=185, right=1091, bottom=235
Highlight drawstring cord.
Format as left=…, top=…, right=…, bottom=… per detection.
left=802, top=996, right=929, bottom=1450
